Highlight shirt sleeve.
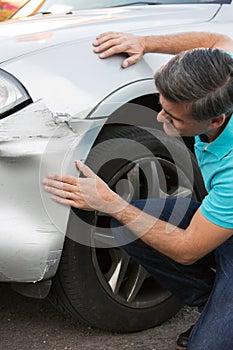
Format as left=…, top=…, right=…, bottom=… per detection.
left=200, top=164, right=233, bottom=229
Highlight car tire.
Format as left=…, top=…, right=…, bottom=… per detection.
left=48, top=124, right=205, bottom=332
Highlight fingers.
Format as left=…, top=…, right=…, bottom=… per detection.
left=43, top=177, right=77, bottom=192
left=43, top=177, right=86, bottom=210
left=94, top=40, right=126, bottom=58
left=42, top=161, right=98, bottom=210
left=42, top=162, right=96, bottom=194
left=93, top=32, right=144, bottom=68
left=51, top=195, right=77, bottom=207
left=96, top=41, right=125, bottom=57
left=50, top=195, right=93, bottom=211
left=45, top=173, right=78, bottom=186
left=43, top=177, right=77, bottom=201
left=93, top=32, right=128, bottom=57
left=122, top=53, right=142, bottom=68
left=44, top=161, right=96, bottom=183
left=76, top=161, right=96, bottom=179
left=93, top=32, right=122, bottom=46
left=44, top=185, right=75, bottom=200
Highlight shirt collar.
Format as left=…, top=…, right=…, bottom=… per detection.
left=196, top=114, right=233, bottom=159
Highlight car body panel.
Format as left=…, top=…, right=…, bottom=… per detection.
left=0, top=5, right=220, bottom=61
left=0, top=99, right=106, bottom=281
left=0, top=3, right=233, bottom=282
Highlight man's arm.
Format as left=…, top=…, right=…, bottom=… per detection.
left=43, top=162, right=233, bottom=265
left=93, top=31, right=233, bottom=67
left=110, top=201, right=233, bottom=265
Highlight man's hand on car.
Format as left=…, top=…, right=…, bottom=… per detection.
left=93, top=31, right=145, bottom=68
left=42, top=161, right=127, bottom=214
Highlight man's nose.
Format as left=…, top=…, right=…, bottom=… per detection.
left=157, top=111, right=166, bottom=123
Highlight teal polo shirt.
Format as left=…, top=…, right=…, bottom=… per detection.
left=194, top=114, right=233, bottom=229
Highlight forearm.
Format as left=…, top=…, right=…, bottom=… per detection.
left=110, top=195, right=233, bottom=265
left=143, top=32, right=232, bottom=55
left=94, top=31, right=233, bottom=67
left=111, top=198, right=189, bottom=264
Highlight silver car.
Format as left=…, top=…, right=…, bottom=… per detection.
left=0, top=0, right=232, bottom=332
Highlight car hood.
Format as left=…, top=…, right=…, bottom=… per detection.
left=0, top=5, right=220, bottom=63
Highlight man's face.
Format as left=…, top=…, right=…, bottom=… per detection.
left=157, top=95, right=211, bottom=137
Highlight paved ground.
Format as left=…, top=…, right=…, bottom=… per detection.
left=0, top=284, right=199, bottom=350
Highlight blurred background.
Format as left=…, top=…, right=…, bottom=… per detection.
left=0, top=0, right=25, bottom=21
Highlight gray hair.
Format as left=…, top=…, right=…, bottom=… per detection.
left=154, top=48, right=233, bottom=121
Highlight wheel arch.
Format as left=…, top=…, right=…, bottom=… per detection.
left=89, top=79, right=195, bottom=153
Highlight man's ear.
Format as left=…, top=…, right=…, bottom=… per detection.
left=209, top=114, right=226, bottom=129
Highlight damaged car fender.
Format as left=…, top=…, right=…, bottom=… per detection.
left=0, top=99, right=106, bottom=282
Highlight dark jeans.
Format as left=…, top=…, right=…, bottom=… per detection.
left=110, top=198, right=233, bottom=349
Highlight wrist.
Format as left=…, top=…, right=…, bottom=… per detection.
left=143, top=36, right=152, bottom=54
left=140, top=36, right=147, bottom=54
left=104, top=193, right=128, bottom=216
left=143, top=35, right=160, bottom=54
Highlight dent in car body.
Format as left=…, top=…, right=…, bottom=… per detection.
left=0, top=100, right=106, bottom=282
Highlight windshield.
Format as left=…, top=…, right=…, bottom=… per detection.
left=39, top=0, right=231, bottom=12
left=11, top=0, right=231, bottom=19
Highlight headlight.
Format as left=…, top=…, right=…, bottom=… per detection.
left=0, top=69, right=31, bottom=118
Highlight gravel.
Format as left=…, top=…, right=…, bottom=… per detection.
left=0, top=284, right=200, bottom=350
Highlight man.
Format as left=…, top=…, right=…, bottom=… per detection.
left=43, top=32, right=233, bottom=349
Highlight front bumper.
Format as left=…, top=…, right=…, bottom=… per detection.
left=0, top=100, right=106, bottom=282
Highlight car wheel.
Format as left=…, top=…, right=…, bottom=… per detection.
left=49, top=124, right=205, bottom=332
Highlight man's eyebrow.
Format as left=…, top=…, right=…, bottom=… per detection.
left=162, top=108, right=183, bottom=121
left=162, top=107, right=182, bottom=121
left=158, top=98, right=184, bottom=121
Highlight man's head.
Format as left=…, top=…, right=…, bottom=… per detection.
left=154, top=48, right=233, bottom=138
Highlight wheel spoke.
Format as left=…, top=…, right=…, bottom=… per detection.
left=158, top=188, right=169, bottom=199
left=106, top=251, right=131, bottom=295
left=106, top=250, right=149, bottom=302
left=169, top=185, right=192, bottom=198
left=140, top=160, right=165, bottom=198
left=128, top=164, right=141, bottom=200
left=124, top=264, right=148, bottom=303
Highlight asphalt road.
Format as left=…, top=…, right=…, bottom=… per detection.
left=0, top=284, right=199, bottom=350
